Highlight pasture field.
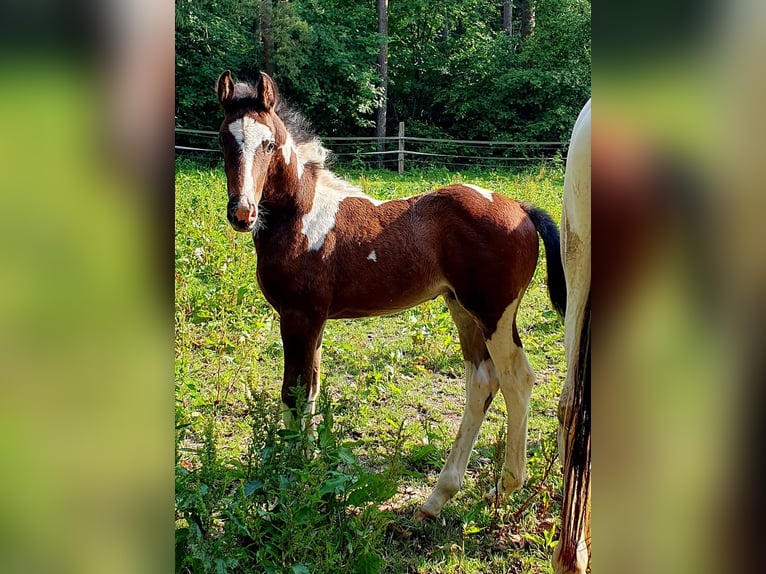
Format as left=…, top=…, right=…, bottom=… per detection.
left=175, top=157, right=567, bottom=574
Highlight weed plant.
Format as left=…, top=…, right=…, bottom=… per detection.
left=176, top=387, right=399, bottom=573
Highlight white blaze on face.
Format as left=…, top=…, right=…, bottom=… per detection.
left=367, top=250, right=377, bottom=262
left=463, top=184, right=494, bottom=202
left=227, top=116, right=273, bottom=200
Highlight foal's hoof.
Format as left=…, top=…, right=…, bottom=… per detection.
left=413, top=507, right=437, bottom=522
left=486, top=475, right=523, bottom=503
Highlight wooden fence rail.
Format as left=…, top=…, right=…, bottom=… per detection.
left=175, top=125, right=568, bottom=172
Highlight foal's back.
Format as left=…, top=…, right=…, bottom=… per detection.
left=312, top=183, right=540, bottom=322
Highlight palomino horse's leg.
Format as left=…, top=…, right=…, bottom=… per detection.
left=555, top=346, right=590, bottom=574
left=416, top=295, right=500, bottom=520
left=484, top=298, right=537, bottom=499
left=279, top=309, right=326, bottom=430
left=553, top=98, right=591, bottom=574
left=553, top=260, right=590, bottom=574
left=552, top=484, right=590, bottom=574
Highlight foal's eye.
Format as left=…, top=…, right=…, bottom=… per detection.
left=265, top=141, right=276, bottom=153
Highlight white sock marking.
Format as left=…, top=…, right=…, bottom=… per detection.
left=486, top=298, right=536, bottom=496
left=419, top=358, right=499, bottom=517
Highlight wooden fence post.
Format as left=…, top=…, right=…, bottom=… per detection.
left=398, top=121, right=405, bottom=174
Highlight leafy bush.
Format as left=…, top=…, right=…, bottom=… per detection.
left=175, top=388, right=398, bottom=574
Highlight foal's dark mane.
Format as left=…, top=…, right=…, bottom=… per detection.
left=276, top=99, right=334, bottom=170
left=220, top=75, right=329, bottom=170
left=276, top=101, right=319, bottom=147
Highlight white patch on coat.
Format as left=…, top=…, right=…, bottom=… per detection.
left=296, top=138, right=327, bottom=166
left=295, top=139, right=326, bottom=180
left=301, top=170, right=384, bottom=251
left=281, top=133, right=307, bottom=180
left=463, top=184, right=494, bottom=202
left=281, top=133, right=294, bottom=165
left=367, top=250, right=377, bottom=262
left=227, top=117, right=273, bottom=201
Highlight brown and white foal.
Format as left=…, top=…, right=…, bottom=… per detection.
left=216, top=70, right=566, bottom=520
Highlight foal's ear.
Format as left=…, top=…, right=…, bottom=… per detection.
left=257, top=72, right=279, bottom=111
left=216, top=70, right=235, bottom=107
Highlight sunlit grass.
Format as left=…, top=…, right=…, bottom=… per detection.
left=175, top=158, right=566, bottom=573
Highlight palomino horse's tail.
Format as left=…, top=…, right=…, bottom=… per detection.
left=520, top=204, right=567, bottom=317
left=558, top=294, right=591, bottom=572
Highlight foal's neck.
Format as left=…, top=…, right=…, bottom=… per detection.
left=261, top=122, right=314, bottom=216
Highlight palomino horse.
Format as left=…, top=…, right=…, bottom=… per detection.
left=553, top=99, right=591, bottom=574
left=216, top=70, right=566, bottom=519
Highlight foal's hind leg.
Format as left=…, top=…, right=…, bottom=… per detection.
left=416, top=295, right=500, bottom=520
left=484, top=298, right=537, bottom=499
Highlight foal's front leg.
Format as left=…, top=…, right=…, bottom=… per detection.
left=279, top=309, right=326, bottom=431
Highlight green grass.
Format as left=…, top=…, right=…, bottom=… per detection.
left=175, top=158, right=566, bottom=573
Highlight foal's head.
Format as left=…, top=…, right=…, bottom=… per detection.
left=216, top=70, right=282, bottom=233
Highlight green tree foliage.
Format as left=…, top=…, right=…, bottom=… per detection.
left=389, top=0, right=590, bottom=141
left=176, top=0, right=259, bottom=129
left=175, top=0, right=589, bottom=141
left=270, top=0, right=382, bottom=135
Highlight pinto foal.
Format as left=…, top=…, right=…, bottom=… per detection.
left=216, top=70, right=566, bottom=520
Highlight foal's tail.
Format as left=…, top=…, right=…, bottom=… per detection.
left=521, top=204, right=567, bottom=317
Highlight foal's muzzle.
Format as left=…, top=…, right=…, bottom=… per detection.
left=227, top=197, right=257, bottom=232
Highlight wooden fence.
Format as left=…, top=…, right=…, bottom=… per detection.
left=176, top=123, right=568, bottom=172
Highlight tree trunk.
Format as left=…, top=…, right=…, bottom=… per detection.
left=261, top=0, right=274, bottom=76
left=520, top=0, right=536, bottom=40
left=503, top=0, right=512, bottom=37
left=375, top=0, right=388, bottom=169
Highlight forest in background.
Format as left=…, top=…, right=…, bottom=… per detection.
left=176, top=0, right=590, bottom=143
